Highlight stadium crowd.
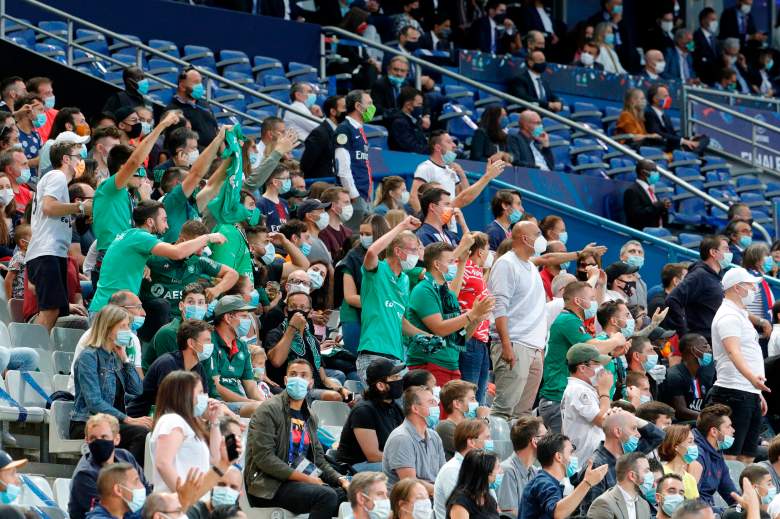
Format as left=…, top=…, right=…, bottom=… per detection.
left=2, top=1, right=780, bottom=519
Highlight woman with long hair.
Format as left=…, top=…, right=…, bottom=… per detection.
left=446, top=449, right=501, bottom=519
left=658, top=424, right=700, bottom=499
left=615, top=88, right=661, bottom=146
left=151, top=370, right=224, bottom=492
left=70, top=305, right=149, bottom=463
left=593, top=22, right=627, bottom=74
left=390, top=478, right=431, bottom=519
left=374, top=176, right=410, bottom=216
left=470, top=106, right=511, bottom=163
left=0, top=174, right=19, bottom=259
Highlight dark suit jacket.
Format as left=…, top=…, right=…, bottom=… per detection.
left=573, top=60, right=605, bottom=71
left=300, top=120, right=336, bottom=179
left=643, top=26, right=674, bottom=53
left=419, top=32, right=451, bottom=53
left=513, top=132, right=554, bottom=170
left=719, top=6, right=757, bottom=44
left=729, top=243, right=744, bottom=266
left=662, top=47, right=696, bottom=81
left=644, top=106, right=680, bottom=151
left=388, top=113, right=428, bottom=154
left=259, top=0, right=302, bottom=18
left=370, top=75, right=406, bottom=119
left=623, top=181, right=668, bottom=230
left=472, top=16, right=512, bottom=54
left=506, top=69, right=560, bottom=110
left=518, top=5, right=556, bottom=36
left=693, top=27, right=721, bottom=85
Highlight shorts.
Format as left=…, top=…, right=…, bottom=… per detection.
left=26, top=255, right=69, bottom=314
left=706, top=385, right=762, bottom=457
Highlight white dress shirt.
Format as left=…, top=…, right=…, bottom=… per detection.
left=537, top=7, right=554, bottom=33
left=284, top=100, right=319, bottom=141
left=617, top=484, right=639, bottom=519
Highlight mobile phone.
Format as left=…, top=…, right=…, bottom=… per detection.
left=225, top=433, right=239, bottom=461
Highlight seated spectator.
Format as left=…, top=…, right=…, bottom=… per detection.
left=0, top=450, right=25, bottom=507
left=594, top=22, right=627, bottom=74
left=129, top=319, right=214, bottom=418
left=390, top=478, right=431, bottom=519
left=722, top=39, right=753, bottom=94
left=513, top=110, right=554, bottom=171
left=659, top=332, right=714, bottom=420
left=573, top=41, right=603, bottom=69
left=388, top=87, right=429, bottom=154
left=616, top=90, right=662, bottom=147
left=445, top=449, right=501, bottom=519
left=469, top=106, right=515, bottom=164
left=759, top=436, right=780, bottom=491
left=87, top=463, right=147, bottom=518
left=635, top=400, right=674, bottom=430
left=102, top=66, right=147, bottom=116
left=664, top=29, right=698, bottom=82
left=649, top=263, right=688, bottom=316
left=435, top=381, right=482, bottom=459
left=507, top=50, right=562, bottom=113
left=644, top=84, right=706, bottom=152
left=383, top=385, right=446, bottom=494
left=69, top=413, right=150, bottom=519
left=284, top=82, right=320, bottom=141
left=587, top=452, right=654, bottom=519
left=371, top=56, right=410, bottom=120
left=71, top=304, right=150, bottom=464
left=244, top=359, right=349, bottom=519
left=658, top=424, right=700, bottom=499
left=722, top=465, right=775, bottom=519
left=518, top=432, right=608, bottom=519
left=319, top=187, right=354, bottom=263
left=434, top=419, right=492, bottom=519
left=625, top=336, right=662, bottom=399
left=716, top=67, right=739, bottom=92
left=373, top=175, right=410, bottom=216
left=497, top=416, right=546, bottom=518
left=473, top=0, right=516, bottom=54
left=347, top=473, right=390, bottom=519
left=335, top=358, right=404, bottom=471
left=644, top=10, right=676, bottom=54
left=725, top=219, right=753, bottom=266
left=179, top=465, right=243, bottom=518
left=210, top=295, right=267, bottom=416
left=688, top=404, right=738, bottom=507
left=750, top=50, right=775, bottom=96
left=655, top=473, right=685, bottom=519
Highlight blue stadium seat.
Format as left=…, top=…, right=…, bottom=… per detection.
left=73, top=50, right=109, bottom=78
left=262, top=75, right=291, bottom=88
left=670, top=150, right=701, bottom=170
left=766, top=182, right=780, bottom=198
left=147, top=58, right=179, bottom=84
left=38, top=20, right=67, bottom=41
left=183, top=45, right=217, bottom=71
left=286, top=62, right=318, bottom=83
left=245, top=108, right=276, bottom=126
left=4, top=19, right=36, bottom=47
left=571, top=102, right=603, bottom=129
left=218, top=50, right=252, bottom=76
left=674, top=167, right=704, bottom=182
left=8, top=36, right=32, bottom=49
left=34, top=43, right=66, bottom=64
left=572, top=154, right=608, bottom=177
left=704, top=170, right=731, bottom=189
left=735, top=176, right=766, bottom=195
left=548, top=136, right=570, bottom=171
left=606, top=157, right=636, bottom=181
left=440, top=104, right=476, bottom=142
left=639, top=146, right=667, bottom=168
left=571, top=138, right=604, bottom=160
left=679, top=233, right=703, bottom=248
left=642, top=227, right=676, bottom=241
left=253, top=55, right=285, bottom=81
left=602, top=106, right=622, bottom=126
left=75, top=29, right=108, bottom=56
left=110, top=52, right=146, bottom=72
left=542, top=117, right=571, bottom=141
left=444, top=85, right=475, bottom=111
left=672, top=198, right=704, bottom=226
left=701, top=155, right=730, bottom=174
left=363, top=124, right=388, bottom=149
left=740, top=192, right=771, bottom=209
left=148, top=39, right=180, bottom=58
left=103, top=70, right=124, bottom=86
left=108, top=34, right=142, bottom=54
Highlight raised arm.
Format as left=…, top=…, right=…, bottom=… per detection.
left=364, top=215, right=421, bottom=271
left=116, top=112, right=180, bottom=188
left=183, top=126, right=227, bottom=197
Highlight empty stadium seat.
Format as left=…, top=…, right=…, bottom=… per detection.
left=148, top=38, right=180, bottom=58
left=52, top=351, right=73, bottom=375
left=74, top=29, right=109, bottom=56
left=344, top=380, right=365, bottom=394
left=53, top=478, right=71, bottom=512
left=183, top=44, right=217, bottom=71
left=10, top=323, right=52, bottom=351
left=571, top=102, right=603, bottom=129
left=4, top=19, right=36, bottom=47
left=311, top=401, right=350, bottom=428
left=49, top=401, right=85, bottom=454
left=34, top=43, right=66, bottom=64
left=286, top=62, right=318, bottom=83
left=6, top=370, right=52, bottom=408
left=51, top=327, right=84, bottom=352
left=363, top=124, right=388, bottom=149
left=218, top=49, right=252, bottom=76
left=18, top=474, right=57, bottom=508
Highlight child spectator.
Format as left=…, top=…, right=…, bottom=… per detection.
left=4, top=223, right=30, bottom=300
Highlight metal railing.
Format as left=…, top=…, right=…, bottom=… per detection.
left=321, top=25, right=772, bottom=242
left=683, top=84, right=780, bottom=113
left=0, top=0, right=322, bottom=127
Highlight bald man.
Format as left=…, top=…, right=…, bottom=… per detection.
left=514, top=110, right=554, bottom=171
left=643, top=50, right=667, bottom=80
left=143, top=492, right=188, bottom=519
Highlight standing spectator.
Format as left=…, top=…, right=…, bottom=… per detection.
left=297, top=199, right=334, bottom=265
left=624, top=160, right=670, bottom=230
left=664, top=236, right=730, bottom=342
left=644, top=11, right=676, bottom=54
left=741, top=243, right=775, bottom=325
left=14, top=93, right=45, bottom=169
left=102, top=66, right=148, bottom=116
left=89, top=125, right=122, bottom=183
left=37, top=109, right=89, bottom=176
left=4, top=223, right=29, bottom=300
left=659, top=333, right=714, bottom=421
left=410, top=131, right=468, bottom=214
left=0, top=148, right=33, bottom=213
left=25, top=141, right=92, bottom=331
left=70, top=305, right=150, bottom=464
left=518, top=432, right=608, bottom=519
left=708, top=267, right=767, bottom=464
left=69, top=413, right=151, bottom=519
left=725, top=219, right=754, bottom=266
left=658, top=424, right=700, bottom=500
left=415, top=187, right=462, bottom=247
left=694, top=8, right=722, bottom=86
left=472, top=0, right=516, bottom=54
left=388, top=87, right=428, bottom=154
left=719, top=0, right=766, bottom=48
left=487, top=221, right=547, bottom=421
left=445, top=449, right=501, bottom=519
left=506, top=50, right=563, bottom=112
left=593, top=22, right=627, bottom=74
left=258, top=164, right=292, bottom=232
left=586, top=453, right=654, bottom=519
left=538, top=241, right=567, bottom=301
left=319, top=187, right=354, bottom=263
left=383, top=385, right=446, bottom=494
left=664, top=29, right=697, bottom=82
left=301, top=95, right=345, bottom=180
left=166, top=67, right=218, bottom=148
left=619, top=240, right=649, bottom=308
left=0, top=77, right=26, bottom=112
left=649, top=263, right=688, bottom=316
left=484, top=189, right=524, bottom=251
left=283, top=82, right=320, bottom=141
left=150, top=370, right=221, bottom=492
left=335, top=90, right=375, bottom=230
left=244, top=359, right=349, bottom=518
left=497, top=416, right=546, bottom=519
left=688, top=404, right=738, bottom=507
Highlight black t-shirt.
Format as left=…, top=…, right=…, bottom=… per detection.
left=127, top=351, right=210, bottom=417
left=289, top=408, right=311, bottom=464
left=265, top=323, right=324, bottom=389
left=659, top=362, right=716, bottom=413
left=335, top=398, right=404, bottom=465
left=446, top=492, right=499, bottom=519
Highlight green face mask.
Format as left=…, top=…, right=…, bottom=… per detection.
left=362, top=104, right=376, bottom=123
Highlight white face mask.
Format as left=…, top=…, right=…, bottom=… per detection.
left=708, top=20, right=719, bottom=34
left=531, top=235, right=547, bottom=256
left=660, top=20, right=674, bottom=33
left=186, top=149, right=200, bottom=166
left=580, top=52, right=595, bottom=66
left=589, top=366, right=604, bottom=386
left=366, top=498, right=391, bottom=519
left=483, top=250, right=495, bottom=269
left=412, top=499, right=433, bottom=519
left=655, top=61, right=666, bottom=74
left=739, top=285, right=756, bottom=306
left=340, top=204, right=354, bottom=222
left=0, top=188, right=13, bottom=206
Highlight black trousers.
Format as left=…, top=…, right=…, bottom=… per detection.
left=247, top=481, right=345, bottom=519
left=70, top=420, right=149, bottom=466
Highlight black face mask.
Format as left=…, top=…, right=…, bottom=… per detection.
left=576, top=270, right=590, bottom=282
left=386, top=379, right=404, bottom=400
left=125, top=122, right=143, bottom=139
left=493, top=13, right=507, bottom=24
left=623, top=281, right=636, bottom=296
left=531, top=61, right=548, bottom=74
left=336, top=111, right=347, bottom=124
left=88, top=438, right=116, bottom=465
left=404, top=40, right=420, bottom=52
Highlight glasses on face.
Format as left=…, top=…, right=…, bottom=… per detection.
left=123, top=304, right=143, bottom=310
left=289, top=306, right=311, bottom=313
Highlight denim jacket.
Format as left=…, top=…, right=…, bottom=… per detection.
left=71, top=346, right=143, bottom=423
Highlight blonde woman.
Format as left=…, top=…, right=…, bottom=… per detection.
left=374, top=176, right=410, bottom=216
left=70, top=304, right=150, bottom=463
left=616, top=89, right=662, bottom=144
left=594, top=22, right=627, bottom=75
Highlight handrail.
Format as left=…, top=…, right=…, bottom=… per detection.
left=688, top=94, right=780, bottom=134
left=321, top=25, right=772, bottom=242
left=2, top=0, right=322, bottom=124
left=684, top=84, right=780, bottom=112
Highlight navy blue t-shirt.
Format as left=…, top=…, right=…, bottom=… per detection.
left=257, top=196, right=289, bottom=232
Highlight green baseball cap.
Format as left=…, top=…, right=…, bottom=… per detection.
left=214, top=295, right=256, bottom=317
left=566, top=343, right=612, bottom=367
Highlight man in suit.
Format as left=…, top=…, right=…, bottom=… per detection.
left=643, top=10, right=675, bottom=54
left=420, top=13, right=453, bottom=53
left=518, top=0, right=562, bottom=48
left=623, top=159, right=670, bottom=230
left=388, top=87, right=429, bottom=154
left=645, top=84, right=701, bottom=152
left=719, top=0, right=766, bottom=49
left=300, top=95, right=345, bottom=179
left=573, top=42, right=604, bottom=70
left=641, top=50, right=666, bottom=80
left=472, top=0, right=516, bottom=54
left=693, top=7, right=722, bottom=86
left=587, top=0, right=639, bottom=73
left=724, top=219, right=753, bottom=266
left=663, top=28, right=697, bottom=83
left=259, top=0, right=304, bottom=19
left=513, top=110, right=554, bottom=171
left=586, top=452, right=653, bottom=519
left=371, top=56, right=410, bottom=119
left=507, top=50, right=563, bottom=112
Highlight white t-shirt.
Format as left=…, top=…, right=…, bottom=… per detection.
left=711, top=298, right=765, bottom=394
left=768, top=324, right=780, bottom=358
left=68, top=329, right=142, bottom=393
left=561, top=376, right=604, bottom=464
left=151, top=413, right=211, bottom=492
left=26, top=168, right=72, bottom=261
left=413, top=159, right=460, bottom=198
left=545, top=297, right=565, bottom=331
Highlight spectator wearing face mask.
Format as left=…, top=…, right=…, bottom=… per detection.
left=693, top=8, right=722, bottom=86
left=658, top=333, right=714, bottom=421
left=645, top=84, right=706, bottom=152
left=284, top=82, right=320, bottom=142
left=586, top=452, right=654, bottom=519
left=507, top=50, right=563, bottom=113
left=371, top=57, right=410, bottom=120
left=593, top=22, right=627, bottom=74
left=165, top=67, right=218, bottom=148
left=301, top=95, right=345, bottom=180
left=657, top=424, right=700, bottom=500
left=719, top=0, right=766, bottom=48
left=641, top=50, right=668, bottom=80
left=604, top=261, right=639, bottom=303
left=624, top=160, right=670, bottom=231
left=37, top=108, right=89, bottom=176
left=347, top=472, right=390, bottom=519
left=725, top=219, right=753, bottom=266
left=473, top=0, right=516, bottom=55
left=84, top=463, right=148, bottom=519
left=485, top=189, right=524, bottom=252
left=69, top=413, right=151, bottom=519
left=388, top=87, right=429, bottom=155
left=644, top=11, right=676, bottom=54
left=573, top=41, right=604, bottom=69
left=0, top=148, right=33, bottom=213
left=513, top=110, right=555, bottom=171
left=319, top=187, right=354, bottom=263
left=335, top=359, right=405, bottom=472
left=412, top=131, right=468, bottom=213
left=187, top=466, right=243, bottom=518
left=688, top=404, right=738, bottom=507
left=14, top=93, right=45, bottom=171
left=663, top=29, right=697, bottom=83
left=102, top=66, right=149, bottom=117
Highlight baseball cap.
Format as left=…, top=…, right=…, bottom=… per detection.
left=114, top=106, right=137, bottom=123
left=281, top=187, right=309, bottom=200
left=213, top=295, right=256, bottom=317
left=366, top=358, right=407, bottom=386
left=648, top=326, right=675, bottom=341
left=721, top=266, right=762, bottom=291
left=296, top=199, right=331, bottom=219
left=0, top=450, right=26, bottom=471
left=566, top=343, right=612, bottom=367
left=605, top=261, right=639, bottom=284
left=53, top=130, right=90, bottom=145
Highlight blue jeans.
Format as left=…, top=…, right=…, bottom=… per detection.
left=351, top=461, right=382, bottom=473
left=0, top=347, right=39, bottom=373
left=459, top=338, right=490, bottom=405
left=341, top=321, right=361, bottom=356
left=324, top=368, right=346, bottom=385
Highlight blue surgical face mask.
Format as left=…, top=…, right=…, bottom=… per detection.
left=581, top=300, right=598, bottom=320
left=360, top=235, right=373, bottom=248
left=304, top=93, right=317, bottom=108
left=698, top=352, right=713, bottom=366
left=286, top=376, right=310, bottom=400
left=443, top=150, right=457, bottom=164
left=131, top=315, right=145, bottom=332
left=249, top=289, right=260, bottom=307
left=763, top=486, right=777, bottom=505
left=300, top=242, right=312, bottom=257
left=0, top=482, right=20, bottom=504
left=639, top=471, right=655, bottom=498
left=622, top=434, right=640, bottom=453
left=508, top=209, right=523, bottom=224
left=718, top=434, right=735, bottom=451
left=683, top=444, right=699, bottom=464
left=621, top=317, right=635, bottom=337
left=643, top=353, right=658, bottom=371
left=44, top=95, right=56, bottom=109
left=558, top=231, right=568, bottom=245
left=16, top=167, right=31, bottom=185
left=184, top=304, right=207, bottom=321
left=764, top=256, right=775, bottom=272
left=206, top=300, right=218, bottom=319
left=308, top=269, right=324, bottom=289
left=739, top=235, right=753, bottom=248
left=140, top=121, right=152, bottom=135
left=120, top=485, right=147, bottom=513
left=489, top=473, right=503, bottom=491
left=191, top=83, right=205, bottom=100
left=33, top=112, right=47, bottom=128
left=566, top=456, right=579, bottom=478
left=720, top=251, right=734, bottom=268
left=115, top=329, right=133, bottom=348
left=605, top=33, right=616, bottom=45
left=212, top=486, right=240, bottom=508
left=484, top=439, right=495, bottom=453
left=388, top=75, right=405, bottom=88
left=236, top=317, right=252, bottom=338
left=626, top=255, right=644, bottom=269
left=443, top=263, right=458, bottom=282
left=648, top=171, right=660, bottom=185
left=196, top=342, right=214, bottom=362
left=249, top=151, right=262, bottom=169
left=194, top=393, right=208, bottom=417
left=262, top=243, right=276, bottom=265
left=425, top=405, right=440, bottom=428
left=254, top=366, right=266, bottom=379
left=662, top=494, right=684, bottom=516
left=465, top=401, right=478, bottom=419
left=532, top=125, right=544, bottom=138
left=137, top=78, right=150, bottom=95
left=279, top=178, right=292, bottom=194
